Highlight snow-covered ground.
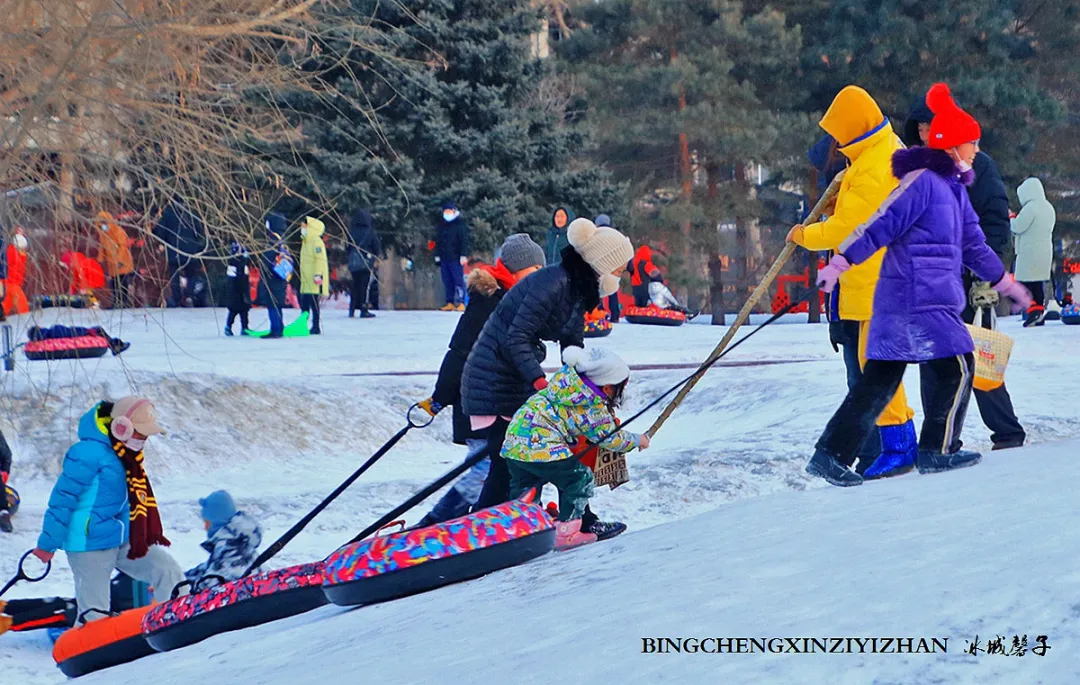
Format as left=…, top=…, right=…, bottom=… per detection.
left=0, top=304, right=1075, bottom=684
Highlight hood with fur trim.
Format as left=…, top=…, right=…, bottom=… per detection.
left=892, top=147, right=974, bottom=187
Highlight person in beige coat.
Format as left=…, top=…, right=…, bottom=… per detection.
left=1012, top=177, right=1056, bottom=326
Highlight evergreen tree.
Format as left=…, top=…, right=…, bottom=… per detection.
left=558, top=0, right=810, bottom=297
left=267, top=0, right=621, bottom=253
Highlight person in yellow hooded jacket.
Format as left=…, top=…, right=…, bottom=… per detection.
left=786, top=85, right=917, bottom=480
left=299, top=216, right=329, bottom=335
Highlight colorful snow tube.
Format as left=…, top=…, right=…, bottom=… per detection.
left=24, top=335, right=110, bottom=361
left=1062, top=303, right=1080, bottom=325
left=53, top=606, right=154, bottom=678
left=322, top=499, right=556, bottom=607
left=623, top=305, right=686, bottom=327
left=584, top=316, right=613, bottom=338
left=141, top=562, right=326, bottom=652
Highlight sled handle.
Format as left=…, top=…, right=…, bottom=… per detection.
left=77, top=608, right=116, bottom=625
left=192, top=574, right=229, bottom=593
left=0, top=550, right=51, bottom=598
left=406, top=403, right=435, bottom=429
left=373, top=520, right=407, bottom=537
left=169, top=580, right=193, bottom=600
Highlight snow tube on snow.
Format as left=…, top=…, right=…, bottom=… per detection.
left=584, top=317, right=613, bottom=338
left=4, top=484, right=18, bottom=516
left=53, top=606, right=154, bottom=678
left=623, top=305, right=685, bottom=327
left=24, top=335, right=110, bottom=361
left=322, top=499, right=556, bottom=607
left=141, top=562, right=326, bottom=652
left=1062, top=303, right=1080, bottom=325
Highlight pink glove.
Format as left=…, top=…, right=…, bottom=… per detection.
left=815, top=254, right=851, bottom=293
left=992, top=274, right=1033, bottom=313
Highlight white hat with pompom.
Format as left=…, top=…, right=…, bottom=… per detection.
left=567, top=218, right=634, bottom=276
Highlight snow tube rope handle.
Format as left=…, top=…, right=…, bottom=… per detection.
left=169, top=574, right=229, bottom=600
left=242, top=404, right=432, bottom=577
left=0, top=550, right=51, bottom=598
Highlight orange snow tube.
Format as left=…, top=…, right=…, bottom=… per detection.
left=53, top=606, right=156, bottom=678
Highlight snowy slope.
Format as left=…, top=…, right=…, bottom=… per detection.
left=58, top=439, right=1080, bottom=685
left=0, top=306, right=1076, bottom=683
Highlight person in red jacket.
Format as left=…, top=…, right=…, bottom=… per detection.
left=630, top=245, right=662, bottom=306
left=60, top=251, right=106, bottom=302
left=3, top=230, right=29, bottom=316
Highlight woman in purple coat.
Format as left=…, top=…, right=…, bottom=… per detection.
left=806, top=83, right=1032, bottom=487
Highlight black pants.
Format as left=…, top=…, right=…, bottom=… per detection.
left=607, top=294, right=620, bottom=322
left=819, top=354, right=975, bottom=464
left=962, top=296, right=1026, bottom=446
left=1021, top=281, right=1045, bottom=307
left=110, top=274, right=133, bottom=309
left=226, top=308, right=250, bottom=332
left=632, top=284, right=650, bottom=307
left=350, top=269, right=372, bottom=315
left=167, top=260, right=207, bottom=307
left=472, top=418, right=511, bottom=512
left=831, top=320, right=881, bottom=467
left=300, top=294, right=321, bottom=332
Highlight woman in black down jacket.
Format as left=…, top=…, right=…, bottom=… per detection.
left=462, top=218, right=634, bottom=511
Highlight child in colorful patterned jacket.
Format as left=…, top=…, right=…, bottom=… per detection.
left=502, top=346, right=648, bottom=549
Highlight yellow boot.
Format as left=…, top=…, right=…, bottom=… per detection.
left=439, top=303, right=456, bottom=312
left=0, top=613, right=12, bottom=636
left=454, top=303, right=465, bottom=312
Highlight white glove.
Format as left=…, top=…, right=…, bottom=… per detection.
left=459, top=256, right=468, bottom=266
left=434, top=256, right=441, bottom=265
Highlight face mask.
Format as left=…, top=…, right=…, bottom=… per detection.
left=124, top=437, right=146, bottom=451
left=443, top=210, right=458, bottom=222
left=100, top=225, right=109, bottom=232
left=957, top=160, right=973, bottom=173
left=599, top=273, right=621, bottom=298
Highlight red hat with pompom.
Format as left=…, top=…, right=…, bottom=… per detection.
left=926, top=83, right=981, bottom=150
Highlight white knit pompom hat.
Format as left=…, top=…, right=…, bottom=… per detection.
left=562, top=345, right=630, bottom=386
left=567, top=218, right=634, bottom=276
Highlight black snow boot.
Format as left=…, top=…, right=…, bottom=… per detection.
left=915, top=449, right=981, bottom=475
left=805, top=448, right=864, bottom=487
left=360, top=305, right=376, bottom=319
left=0, top=511, right=12, bottom=533
left=584, top=520, right=627, bottom=541
left=109, top=338, right=130, bottom=356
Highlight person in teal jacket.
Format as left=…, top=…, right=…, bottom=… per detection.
left=32, top=397, right=186, bottom=623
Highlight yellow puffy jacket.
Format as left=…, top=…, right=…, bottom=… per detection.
left=798, top=86, right=904, bottom=322
left=300, top=216, right=329, bottom=296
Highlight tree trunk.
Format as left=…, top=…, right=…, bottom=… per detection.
left=672, top=46, right=692, bottom=275
left=733, top=162, right=750, bottom=305
left=708, top=253, right=725, bottom=325
left=806, top=166, right=821, bottom=323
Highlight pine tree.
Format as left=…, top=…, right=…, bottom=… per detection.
left=558, top=0, right=810, bottom=299
left=267, top=0, right=621, bottom=253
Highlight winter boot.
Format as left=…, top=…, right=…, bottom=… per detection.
left=454, top=303, right=466, bottom=312
left=109, top=338, right=130, bottom=356
left=348, top=308, right=356, bottom=318
left=224, top=326, right=234, bottom=337
left=583, top=519, right=627, bottom=541
left=1045, top=298, right=1062, bottom=321
left=916, top=449, right=982, bottom=475
left=863, top=421, right=918, bottom=480
left=0, top=511, right=11, bottom=533
left=1023, top=303, right=1046, bottom=327
left=554, top=519, right=598, bottom=551
left=805, top=448, right=864, bottom=487
left=991, top=438, right=1024, bottom=451
left=0, top=614, right=11, bottom=636
left=360, top=305, right=376, bottom=319
left=439, top=303, right=456, bottom=312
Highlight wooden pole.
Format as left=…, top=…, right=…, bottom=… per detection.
left=646, top=168, right=846, bottom=438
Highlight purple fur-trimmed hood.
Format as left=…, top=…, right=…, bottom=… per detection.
left=891, top=147, right=975, bottom=186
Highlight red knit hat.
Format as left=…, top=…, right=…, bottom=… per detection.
left=926, top=83, right=981, bottom=150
